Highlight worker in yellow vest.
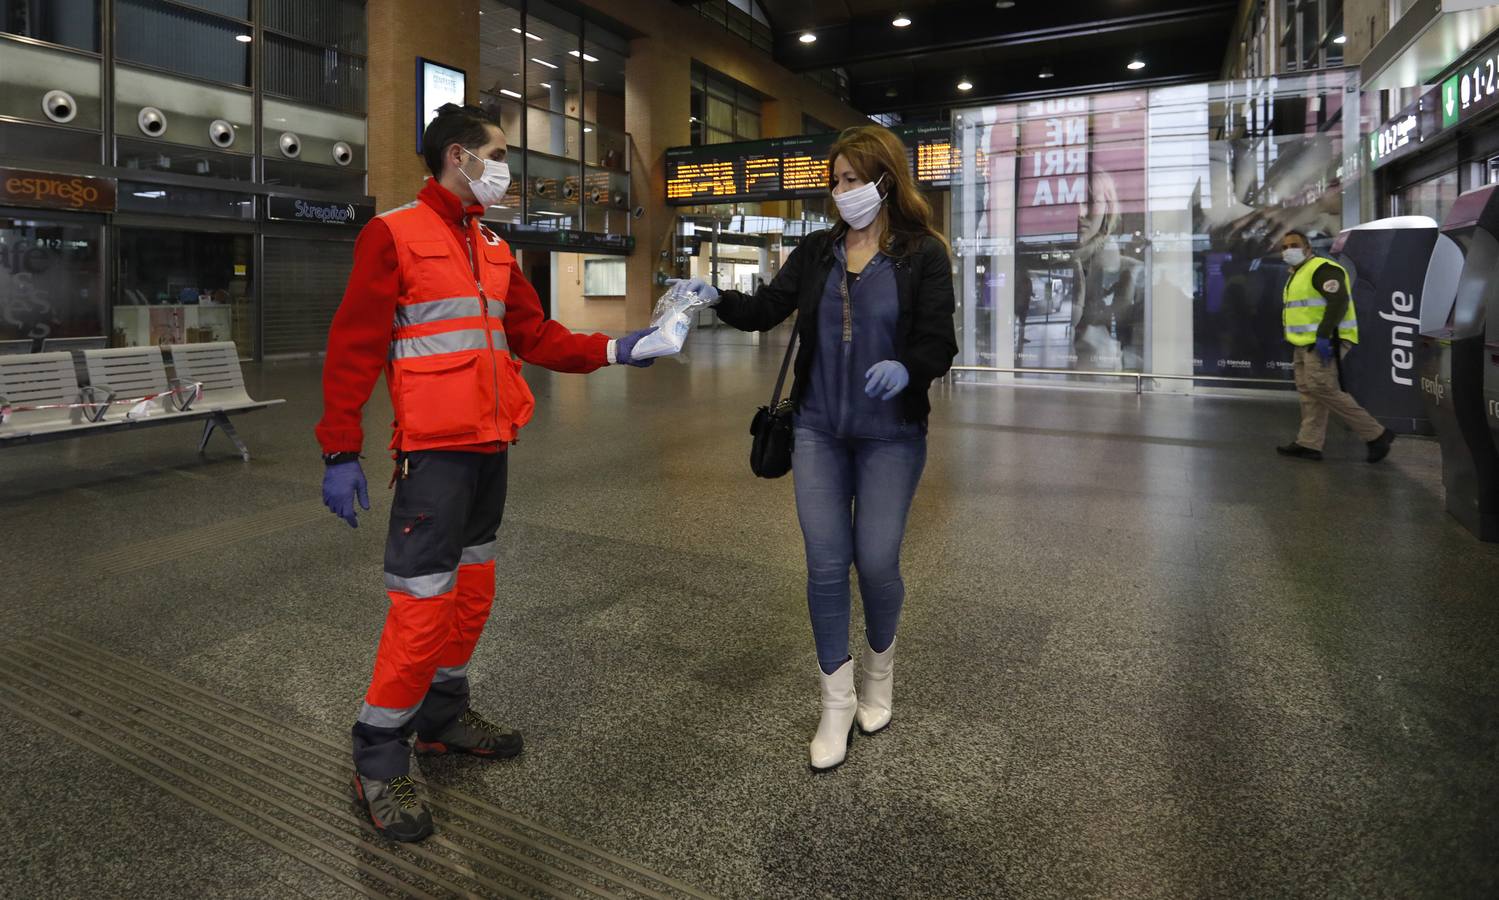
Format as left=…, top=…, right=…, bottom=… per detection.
left=1276, top=230, right=1396, bottom=463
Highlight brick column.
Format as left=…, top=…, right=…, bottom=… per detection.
left=623, top=37, right=691, bottom=329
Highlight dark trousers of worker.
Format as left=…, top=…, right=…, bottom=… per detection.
left=352, top=450, right=508, bottom=779
left=1292, top=344, right=1385, bottom=451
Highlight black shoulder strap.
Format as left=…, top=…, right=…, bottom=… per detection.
left=769, top=318, right=799, bottom=408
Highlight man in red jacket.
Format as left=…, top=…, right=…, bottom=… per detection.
left=316, top=104, right=656, bottom=842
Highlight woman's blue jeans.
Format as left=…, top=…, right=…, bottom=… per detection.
left=792, top=425, right=927, bottom=674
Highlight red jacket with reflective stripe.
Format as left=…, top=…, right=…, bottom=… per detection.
left=316, top=180, right=610, bottom=455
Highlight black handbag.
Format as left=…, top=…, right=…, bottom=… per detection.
left=749, top=325, right=799, bottom=479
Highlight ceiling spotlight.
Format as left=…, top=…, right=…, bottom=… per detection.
left=799, top=32, right=817, bottom=43
left=235, top=34, right=252, bottom=43
left=1127, top=59, right=1146, bottom=71
left=892, top=15, right=912, bottom=27
left=995, top=1, right=1016, bottom=7
left=1332, top=34, right=1347, bottom=44
left=1038, top=66, right=1054, bottom=79
left=957, top=79, right=974, bottom=91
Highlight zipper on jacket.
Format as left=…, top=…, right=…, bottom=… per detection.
left=465, top=216, right=504, bottom=438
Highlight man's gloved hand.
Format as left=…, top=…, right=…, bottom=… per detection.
left=1315, top=336, right=1335, bottom=362
left=323, top=460, right=369, bottom=528
left=864, top=360, right=909, bottom=401
left=665, top=277, right=720, bottom=306
left=615, top=328, right=659, bottom=367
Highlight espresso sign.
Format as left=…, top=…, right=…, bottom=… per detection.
left=0, top=168, right=117, bottom=212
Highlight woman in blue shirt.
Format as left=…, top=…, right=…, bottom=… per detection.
left=678, top=126, right=958, bottom=770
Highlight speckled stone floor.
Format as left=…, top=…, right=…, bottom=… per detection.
left=2, top=327, right=1497, bottom=899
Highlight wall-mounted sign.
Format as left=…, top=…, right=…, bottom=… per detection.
left=416, top=58, right=466, bottom=152
left=1442, top=37, right=1499, bottom=131
left=1369, top=106, right=1421, bottom=168
left=0, top=167, right=116, bottom=212
left=665, top=125, right=958, bottom=206
left=265, top=196, right=374, bottom=226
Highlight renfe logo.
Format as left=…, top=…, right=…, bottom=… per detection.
left=1380, top=290, right=1419, bottom=386
left=1422, top=376, right=1446, bottom=404
left=1489, top=398, right=1499, bottom=420
left=294, top=200, right=357, bottom=223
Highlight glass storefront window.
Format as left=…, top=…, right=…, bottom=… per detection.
left=0, top=217, right=104, bottom=344
left=954, top=69, right=1354, bottom=387
left=116, top=0, right=251, bottom=85
left=1396, top=171, right=1459, bottom=223
left=114, top=229, right=253, bottom=353
left=1, top=0, right=99, bottom=51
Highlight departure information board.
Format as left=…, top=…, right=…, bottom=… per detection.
left=665, top=124, right=958, bottom=206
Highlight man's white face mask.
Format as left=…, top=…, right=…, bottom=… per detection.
left=1282, top=247, right=1308, bottom=267
left=461, top=147, right=511, bottom=207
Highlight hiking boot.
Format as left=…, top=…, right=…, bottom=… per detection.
left=414, top=709, right=523, bottom=759
left=1276, top=442, right=1323, bottom=461
left=352, top=773, right=433, bottom=843
left=1367, top=428, right=1396, bottom=463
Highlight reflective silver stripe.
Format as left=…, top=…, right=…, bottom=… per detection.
left=390, top=328, right=512, bottom=359
left=1285, top=324, right=1321, bottom=334
left=460, top=541, right=497, bottom=565
left=358, top=700, right=421, bottom=728
left=433, top=665, right=468, bottom=683
left=1340, top=317, right=1358, bottom=327
left=1284, top=299, right=1327, bottom=309
left=384, top=569, right=457, bottom=598
left=396, top=297, right=482, bottom=327
left=487, top=300, right=505, bottom=319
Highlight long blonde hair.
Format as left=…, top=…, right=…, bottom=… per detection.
left=826, top=125, right=948, bottom=255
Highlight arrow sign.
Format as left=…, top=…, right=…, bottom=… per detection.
left=1443, top=75, right=1461, bottom=129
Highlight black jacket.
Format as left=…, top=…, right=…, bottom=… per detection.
left=714, top=228, right=959, bottom=425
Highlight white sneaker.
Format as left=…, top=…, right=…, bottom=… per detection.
left=809, top=659, right=857, bottom=771
left=856, top=639, right=895, bottom=734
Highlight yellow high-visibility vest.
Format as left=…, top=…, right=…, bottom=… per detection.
left=1283, top=258, right=1358, bottom=346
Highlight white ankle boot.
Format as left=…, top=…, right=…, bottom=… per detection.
left=809, top=659, right=857, bottom=771
left=856, top=639, right=895, bottom=734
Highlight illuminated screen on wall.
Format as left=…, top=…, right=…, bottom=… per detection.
left=665, top=124, right=957, bottom=205
left=416, top=58, right=466, bottom=151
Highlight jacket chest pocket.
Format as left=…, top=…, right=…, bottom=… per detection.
left=478, top=244, right=512, bottom=306
left=407, top=240, right=469, bottom=300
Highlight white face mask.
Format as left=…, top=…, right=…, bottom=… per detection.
left=461, top=148, right=511, bottom=207
left=1282, top=247, right=1307, bottom=267
left=833, top=174, right=886, bottom=231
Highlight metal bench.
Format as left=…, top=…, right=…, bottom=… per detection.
left=0, top=340, right=34, bottom=356
left=40, top=336, right=108, bottom=353
left=0, top=343, right=282, bottom=461
left=0, top=352, right=112, bottom=441
left=167, top=342, right=285, bottom=461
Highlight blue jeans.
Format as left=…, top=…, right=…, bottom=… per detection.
left=792, top=425, right=927, bottom=674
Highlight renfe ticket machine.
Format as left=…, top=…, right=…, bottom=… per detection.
left=1418, top=184, right=1499, bottom=542
left=1332, top=216, right=1440, bottom=434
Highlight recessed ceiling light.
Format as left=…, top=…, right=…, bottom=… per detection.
left=531, top=57, right=558, bottom=69
left=957, top=79, right=974, bottom=91
left=235, top=34, right=252, bottom=43
left=1127, top=59, right=1146, bottom=70
left=1333, top=34, right=1347, bottom=44
left=799, top=32, right=817, bottom=43
left=995, top=1, right=1016, bottom=7
left=568, top=50, right=600, bottom=62
left=500, top=89, right=522, bottom=99
left=886, top=87, right=898, bottom=97
left=511, top=28, right=542, bottom=41
left=1038, top=66, right=1054, bottom=79
left=539, top=82, right=551, bottom=88
left=892, top=15, right=912, bottom=27
left=584, top=127, right=593, bottom=133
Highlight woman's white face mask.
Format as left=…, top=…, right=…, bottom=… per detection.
left=461, top=147, right=511, bottom=207
left=833, top=173, right=886, bottom=230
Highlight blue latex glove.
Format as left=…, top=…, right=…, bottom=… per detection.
left=322, top=460, right=369, bottom=528
left=615, top=328, right=658, bottom=368
left=1315, top=336, right=1335, bottom=362
left=665, top=277, right=720, bottom=305
left=864, top=360, right=909, bottom=401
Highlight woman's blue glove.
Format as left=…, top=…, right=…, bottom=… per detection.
left=665, top=277, right=720, bottom=305
left=615, top=327, right=658, bottom=367
left=864, top=360, right=909, bottom=401
left=322, top=460, right=369, bottom=528
left=1315, top=336, right=1335, bottom=362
